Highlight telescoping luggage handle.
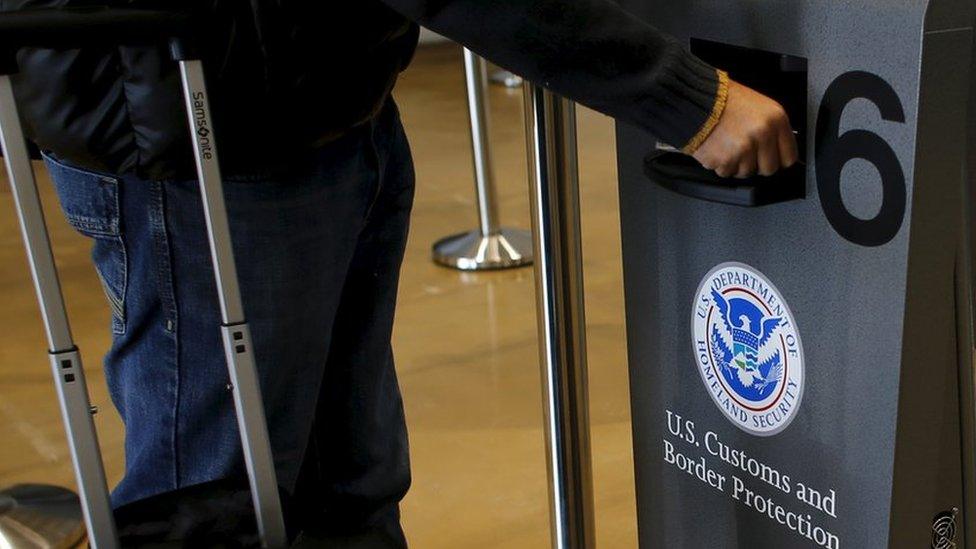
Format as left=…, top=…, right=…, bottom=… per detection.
left=0, top=7, right=288, bottom=549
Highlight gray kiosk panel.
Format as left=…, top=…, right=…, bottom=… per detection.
left=615, top=1, right=976, bottom=547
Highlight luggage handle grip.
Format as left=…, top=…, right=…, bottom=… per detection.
left=0, top=6, right=193, bottom=50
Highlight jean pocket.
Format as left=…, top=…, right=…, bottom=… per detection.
left=43, top=154, right=127, bottom=334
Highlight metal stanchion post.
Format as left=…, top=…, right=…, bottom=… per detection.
left=432, top=49, right=533, bottom=270
left=523, top=82, right=595, bottom=549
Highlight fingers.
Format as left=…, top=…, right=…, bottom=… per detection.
left=757, top=130, right=781, bottom=177
left=696, top=143, right=739, bottom=178
left=715, top=161, right=736, bottom=179
left=778, top=124, right=800, bottom=168
left=696, top=139, right=754, bottom=179
left=692, top=142, right=720, bottom=173
left=742, top=107, right=794, bottom=177
left=735, top=146, right=758, bottom=179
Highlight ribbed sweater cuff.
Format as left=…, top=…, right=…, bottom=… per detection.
left=641, top=50, right=724, bottom=150
left=683, top=70, right=730, bottom=154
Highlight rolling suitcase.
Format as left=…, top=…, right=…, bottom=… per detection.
left=0, top=7, right=288, bottom=548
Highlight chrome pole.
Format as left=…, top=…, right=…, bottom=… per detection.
left=467, top=49, right=499, bottom=239
left=432, top=49, right=533, bottom=270
left=523, top=82, right=595, bottom=549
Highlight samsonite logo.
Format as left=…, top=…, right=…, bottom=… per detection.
left=692, top=263, right=805, bottom=436
left=192, top=91, right=214, bottom=160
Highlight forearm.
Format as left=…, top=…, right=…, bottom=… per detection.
left=383, top=0, right=726, bottom=149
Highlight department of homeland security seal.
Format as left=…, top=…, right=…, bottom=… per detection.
left=692, top=263, right=804, bottom=436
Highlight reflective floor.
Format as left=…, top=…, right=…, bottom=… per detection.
left=0, top=43, right=637, bottom=547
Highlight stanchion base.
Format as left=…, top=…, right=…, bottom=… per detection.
left=0, top=484, right=86, bottom=548
left=432, top=229, right=533, bottom=270
left=489, top=70, right=523, bottom=89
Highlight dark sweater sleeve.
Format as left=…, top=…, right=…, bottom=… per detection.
left=380, top=0, right=722, bottom=149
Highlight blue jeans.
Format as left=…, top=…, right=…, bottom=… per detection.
left=45, top=102, right=413, bottom=545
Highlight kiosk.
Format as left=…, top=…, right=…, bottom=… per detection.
left=615, top=1, right=976, bottom=547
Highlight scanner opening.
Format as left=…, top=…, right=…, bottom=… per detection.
left=643, top=40, right=808, bottom=207
left=644, top=38, right=807, bottom=207
left=690, top=38, right=808, bottom=156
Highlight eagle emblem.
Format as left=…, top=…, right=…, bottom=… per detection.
left=709, top=288, right=784, bottom=402
left=692, top=263, right=804, bottom=436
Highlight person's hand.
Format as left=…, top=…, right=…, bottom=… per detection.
left=692, top=80, right=799, bottom=178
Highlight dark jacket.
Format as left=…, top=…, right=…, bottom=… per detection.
left=6, top=0, right=721, bottom=181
